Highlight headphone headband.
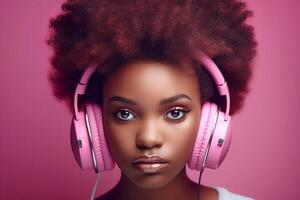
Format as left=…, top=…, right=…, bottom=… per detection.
left=73, top=50, right=231, bottom=121
left=74, top=66, right=98, bottom=121
left=193, top=50, right=231, bottom=120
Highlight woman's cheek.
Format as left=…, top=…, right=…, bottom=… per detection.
left=167, top=115, right=199, bottom=158
left=105, top=122, right=135, bottom=163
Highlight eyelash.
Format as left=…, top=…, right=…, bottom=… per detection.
left=113, top=107, right=190, bottom=122
left=113, top=109, right=136, bottom=122
left=164, top=107, right=190, bottom=121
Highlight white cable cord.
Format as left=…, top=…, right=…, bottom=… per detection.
left=90, top=173, right=102, bottom=200
left=197, top=167, right=204, bottom=200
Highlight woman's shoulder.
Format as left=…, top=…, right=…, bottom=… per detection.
left=95, top=185, right=253, bottom=200
left=213, top=187, right=254, bottom=200
left=95, top=188, right=116, bottom=200
left=95, top=193, right=110, bottom=200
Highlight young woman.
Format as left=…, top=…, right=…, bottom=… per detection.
left=47, top=0, right=257, bottom=199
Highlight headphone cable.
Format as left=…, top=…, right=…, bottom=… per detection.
left=90, top=173, right=102, bottom=200
left=197, top=168, right=204, bottom=200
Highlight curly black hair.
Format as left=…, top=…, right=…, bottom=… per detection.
left=47, top=0, right=257, bottom=115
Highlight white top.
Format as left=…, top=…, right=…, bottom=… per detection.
left=214, top=187, right=254, bottom=200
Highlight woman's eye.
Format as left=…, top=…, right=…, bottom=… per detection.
left=114, top=110, right=135, bottom=121
left=164, top=108, right=188, bottom=120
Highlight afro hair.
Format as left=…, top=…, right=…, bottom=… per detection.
left=47, top=0, right=257, bottom=115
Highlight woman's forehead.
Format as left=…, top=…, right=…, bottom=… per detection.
left=102, top=60, right=201, bottom=105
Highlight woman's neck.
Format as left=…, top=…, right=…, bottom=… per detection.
left=112, top=167, right=199, bottom=200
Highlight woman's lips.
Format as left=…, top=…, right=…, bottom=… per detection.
left=132, top=155, right=169, bottom=173
left=134, top=163, right=168, bottom=173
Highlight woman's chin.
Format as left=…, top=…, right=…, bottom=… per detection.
left=129, top=173, right=173, bottom=189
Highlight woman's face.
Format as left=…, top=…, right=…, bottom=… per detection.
left=102, top=60, right=201, bottom=188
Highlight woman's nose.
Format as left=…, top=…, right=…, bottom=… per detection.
left=136, top=119, right=164, bottom=150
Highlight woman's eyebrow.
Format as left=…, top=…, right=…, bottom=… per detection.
left=107, top=94, right=192, bottom=105
left=159, top=94, right=192, bottom=105
left=108, top=96, right=137, bottom=105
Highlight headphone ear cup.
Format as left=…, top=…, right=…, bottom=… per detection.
left=188, top=102, right=216, bottom=171
left=205, top=106, right=232, bottom=169
left=187, top=102, right=232, bottom=171
left=86, top=103, right=115, bottom=172
left=70, top=103, right=115, bottom=172
left=70, top=107, right=94, bottom=170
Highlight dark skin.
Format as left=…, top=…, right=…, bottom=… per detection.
left=97, top=60, right=218, bottom=200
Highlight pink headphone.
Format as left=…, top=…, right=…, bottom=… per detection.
left=70, top=49, right=232, bottom=173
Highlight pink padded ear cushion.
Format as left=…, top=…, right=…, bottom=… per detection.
left=205, top=109, right=232, bottom=169
left=86, top=103, right=115, bottom=171
left=70, top=110, right=94, bottom=170
left=188, top=102, right=217, bottom=171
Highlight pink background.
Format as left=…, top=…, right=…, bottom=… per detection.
left=1, top=0, right=299, bottom=199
